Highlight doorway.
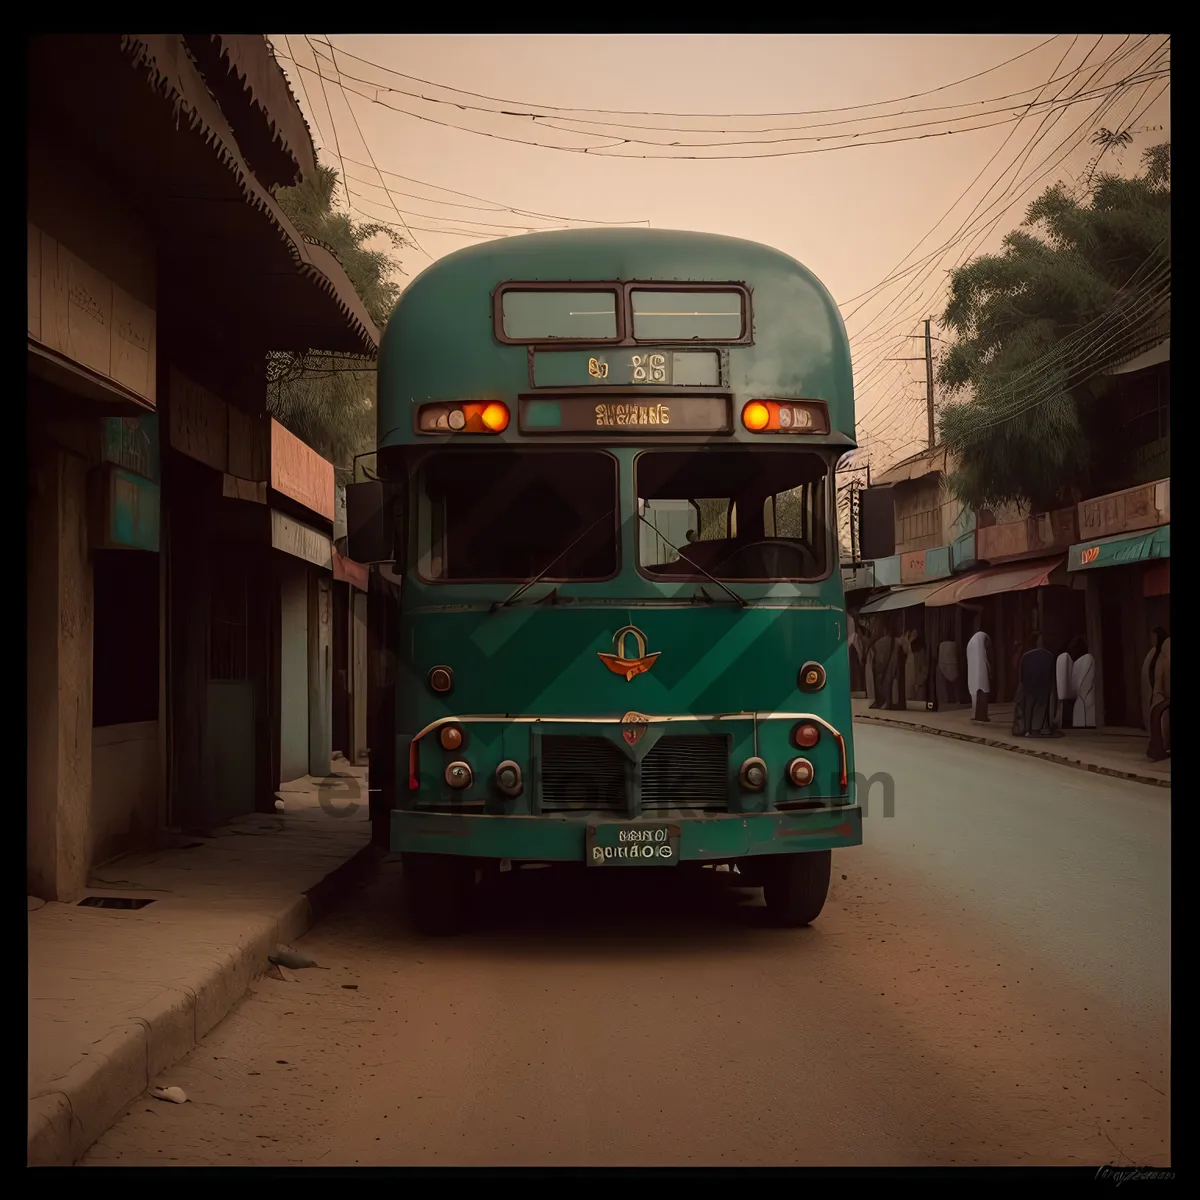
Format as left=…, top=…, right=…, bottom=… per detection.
left=1100, top=592, right=1128, bottom=728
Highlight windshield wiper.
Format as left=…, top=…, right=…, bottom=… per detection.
left=636, top=512, right=747, bottom=607
left=490, top=510, right=615, bottom=612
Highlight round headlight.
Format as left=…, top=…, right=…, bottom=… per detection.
left=739, top=757, right=768, bottom=792
left=428, top=666, right=453, bottom=694
left=495, top=760, right=523, bottom=797
left=788, top=757, right=815, bottom=787
left=444, top=761, right=472, bottom=789
left=798, top=662, right=826, bottom=693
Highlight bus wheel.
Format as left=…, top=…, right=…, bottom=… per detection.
left=402, top=853, right=475, bottom=936
left=762, top=851, right=831, bottom=927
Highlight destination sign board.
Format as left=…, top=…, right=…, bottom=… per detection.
left=532, top=349, right=722, bottom=389
left=519, top=395, right=732, bottom=435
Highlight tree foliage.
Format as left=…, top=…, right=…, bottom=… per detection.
left=268, top=162, right=406, bottom=470
left=936, top=142, right=1169, bottom=513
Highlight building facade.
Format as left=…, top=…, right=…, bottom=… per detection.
left=27, top=34, right=377, bottom=900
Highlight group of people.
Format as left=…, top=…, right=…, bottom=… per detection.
left=854, top=615, right=1170, bottom=762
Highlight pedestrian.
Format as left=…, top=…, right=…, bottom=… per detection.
left=1141, top=627, right=1168, bottom=732
left=966, top=626, right=992, bottom=722
left=1069, top=637, right=1096, bottom=729
left=1146, top=637, right=1170, bottom=761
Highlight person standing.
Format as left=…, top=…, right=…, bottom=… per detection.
left=1141, top=627, right=1168, bottom=732
left=1146, top=637, right=1170, bottom=761
left=967, top=626, right=992, bottom=722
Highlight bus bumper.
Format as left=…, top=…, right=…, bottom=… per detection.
left=391, top=806, right=862, bottom=862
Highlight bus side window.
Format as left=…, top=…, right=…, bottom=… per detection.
left=770, top=485, right=806, bottom=540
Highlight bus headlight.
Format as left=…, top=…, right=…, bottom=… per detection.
left=788, top=757, right=815, bottom=787
left=739, top=757, right=767, bottom=791
left=495, top=760, right=523, bottom=797
left=445, top=761, right=473, bottom=789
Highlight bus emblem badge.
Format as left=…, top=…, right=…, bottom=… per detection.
left=588, top=357, right=609, bottom=379
left=598, top=625, right=661, bottom=682
left=621, top=712, right=649, bottom=745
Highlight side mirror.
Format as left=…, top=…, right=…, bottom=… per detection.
left=346, top=480, right=401, bottom=564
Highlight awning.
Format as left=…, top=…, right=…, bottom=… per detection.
left=924, top=557, right=1065, bottom=607
left=1068, top=524, right=1169, bottom=572
left=1104, top=337, right=1169, bottom=376
left=857, top=580, right=953, bottom=615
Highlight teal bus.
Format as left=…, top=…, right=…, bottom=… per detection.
left=347, top=228, right=862, bottom=934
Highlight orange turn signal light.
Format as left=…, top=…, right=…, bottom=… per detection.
left=418, top=401, right=510, bottom=434
left=741, top=399, right=830, bottom=434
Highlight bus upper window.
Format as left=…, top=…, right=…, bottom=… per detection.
left=631, top=290, right=745, bottom=342
left=500, top=290, right=618, bottom=341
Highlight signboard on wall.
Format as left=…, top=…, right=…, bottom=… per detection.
left=89, top=463, right=160, bottom=552
left=270, top=419, right=335, bottom=521
left=100, top=416, right=159, bottom=482
left=271, top=509, right=333, bottom=571
left=899, top=550, right=928, bottom=585
left=28, top=224, right=157, bottom=406
left=169, top=369, right=229, bottom=472
left=1078, top=479, right=1170, bottom=540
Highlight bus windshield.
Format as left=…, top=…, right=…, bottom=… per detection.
left=416, top=450, right=618, bottom=583
left=637, top=449, right=831, bottom=582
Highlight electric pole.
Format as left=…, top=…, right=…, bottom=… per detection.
left=924, top=318, right=935, bottom=449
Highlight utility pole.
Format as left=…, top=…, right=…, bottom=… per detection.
left=884, top=328, right=941, bottom=450
left=924, top=318, right=935, bottom=449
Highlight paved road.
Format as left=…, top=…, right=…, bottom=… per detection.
left=83, top=726, right=1170, bottom=1168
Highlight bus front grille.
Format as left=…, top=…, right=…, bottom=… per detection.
left=640, top=736, right=730, bottom=812
left=539, top=736, right=627, bottom=814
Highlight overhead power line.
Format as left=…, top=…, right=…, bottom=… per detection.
left=314, top=34, right=1064, bottom=120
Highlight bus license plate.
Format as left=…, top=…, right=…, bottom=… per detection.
left=586, top=823, right=680, bottom=867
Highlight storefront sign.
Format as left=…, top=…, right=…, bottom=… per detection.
left=89, top=463, right=160, bottom=552
left=101, top=415, right=159, bottom=482
left=977, top=506, right=1077, bottom=563
left=270, top=419, right=334, bottom=521
left=900, top=550, right=927, bottom=585
left=29, top=225, right=156, bottom=405
left=270, top=509, right=332, bottom=570
left=1078, top=479, right=1169, bottom=539
left=169, top=369, right=228, bottom=472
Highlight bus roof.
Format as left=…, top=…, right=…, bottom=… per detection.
left=378, top=227, right=854, bottom=450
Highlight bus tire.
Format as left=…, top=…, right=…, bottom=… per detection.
left=762, top=851, right=831, bottom=927
left=402, top=852, right=475, bottom=936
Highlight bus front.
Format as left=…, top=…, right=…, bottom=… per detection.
left=355, top=228, right=861, bottom=934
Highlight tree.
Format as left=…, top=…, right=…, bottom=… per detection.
left=268, top=162, right=407, bottom=470
left=936, top=142, right=1169, bottom=513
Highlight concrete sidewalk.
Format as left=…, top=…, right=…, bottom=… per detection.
left=852, top=699, right=1170, bottom=788
left=28, top=761, right=379, bottom=1167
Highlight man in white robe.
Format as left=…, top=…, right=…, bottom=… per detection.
left=966, top=628, right=992, bottom=722
left=1056, top=648, right=1076, bottom=729
left=1070, top=647, right=1096, bottom=729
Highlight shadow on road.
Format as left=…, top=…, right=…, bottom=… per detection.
left=353, top=859, right=833, bottom=962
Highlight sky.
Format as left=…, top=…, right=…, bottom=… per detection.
left=270, top=34, right=1170, bottom=474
